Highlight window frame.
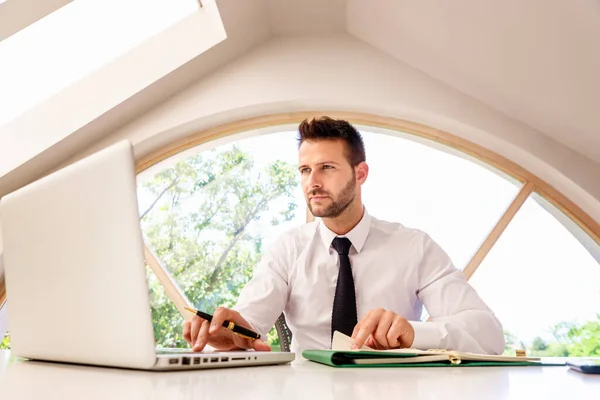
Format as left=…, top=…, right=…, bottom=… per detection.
left=133, top=112, right=599, bottom=304
left=1, top=111, right=599, bottom=327
left=137, top=112, right=600, bottom=243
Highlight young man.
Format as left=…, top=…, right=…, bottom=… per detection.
left=183, top=117, right=505, bottom=354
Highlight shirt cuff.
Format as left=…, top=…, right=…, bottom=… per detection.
left=408, top=321, right=444, bottom=350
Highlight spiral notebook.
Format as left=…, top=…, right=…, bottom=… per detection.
left=302, top=331, right=564, bottom=368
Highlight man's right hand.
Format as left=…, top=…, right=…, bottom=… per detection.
left=182, top=306, right=271, bottom=352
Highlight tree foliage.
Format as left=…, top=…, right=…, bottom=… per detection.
left=0, top=333, right=9, bottom=350
left=140, top=145, right=299, bottom=348
left=504, top=315, right=600, bottom=357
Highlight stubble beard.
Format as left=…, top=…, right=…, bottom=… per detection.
left=307, top=176, right=356, bottom=218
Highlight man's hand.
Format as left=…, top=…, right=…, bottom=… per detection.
left=182, top=306, right=271, bottom=352
left=351, top=308, right=415, bottom=350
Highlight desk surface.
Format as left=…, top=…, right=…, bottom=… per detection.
left=1, top=350, right=599, bottom=399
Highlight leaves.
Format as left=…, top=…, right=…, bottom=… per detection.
left=139, top=145, right=298, bottom=348
left=566, top=315, right=600, bottom=356
left=506, top=315, right=600, bottom=357
left=0, top=333, right=10, bottom=350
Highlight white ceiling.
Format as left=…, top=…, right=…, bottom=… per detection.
left=267, top=0, right=346, bottom=35
left=345, top=0, right=600, bottom=162
left=261, top=0, right=600, bottom=162
left=1, top=0, right=599, bottom=180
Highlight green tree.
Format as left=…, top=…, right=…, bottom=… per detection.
left=140, top=145, right=299, bottom=348
left=543, top=343, right=570, bottom=357
left=523, top=316, right=600, bottom=357
left=566, top=314, right=600, bottom=356
left=531, top=336, right=547, bottom=351
left=0, top=333, right=9, bottom=350
left=550, top=321, right=576, bottom=343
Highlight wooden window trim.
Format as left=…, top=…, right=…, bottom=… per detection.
left=143, top=239, right=194, bottom=321
left=136, top=112, right=600, bottom=245
left=135, top=112, right=599, bottom=319
left=2, top=111, right=598, bottom=318
left=0, top=279, right=5, bottom=309
left=463, top=181, right=534, bottom=280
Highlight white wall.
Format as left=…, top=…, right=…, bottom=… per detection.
left=83, top=34, right=600, bottom=223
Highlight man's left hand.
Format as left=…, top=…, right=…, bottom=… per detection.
left=351, top=308, right=415, bottom=350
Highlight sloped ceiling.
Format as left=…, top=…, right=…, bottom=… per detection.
left=346, top=0, right=600, bottom=162
left=267, top=0, right=346, bottom=34
left=1, top=0, right=599, bottom=194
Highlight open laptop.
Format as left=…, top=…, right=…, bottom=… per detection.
left=0, top=140, right=294, bottom=370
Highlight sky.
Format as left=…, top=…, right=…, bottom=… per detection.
left=0, top=0, right=197, bottom=127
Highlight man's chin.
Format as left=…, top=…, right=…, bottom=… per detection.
left=308, top=206, right=325, bottom=218
left=309, top=208, right=335, bottom=219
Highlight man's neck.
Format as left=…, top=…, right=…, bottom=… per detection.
left=322, top=203, right=365, bottom=235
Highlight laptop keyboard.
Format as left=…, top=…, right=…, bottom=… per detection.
left=156, top=348, right=196, bottom=355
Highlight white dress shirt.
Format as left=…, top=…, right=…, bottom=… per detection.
left=233, top=208, right=505, bottom=354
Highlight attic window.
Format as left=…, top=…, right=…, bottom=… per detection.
left=0, top=0, right=199, bottom=127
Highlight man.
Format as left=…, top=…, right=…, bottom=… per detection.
left=183, top=117, right=505, bottom=354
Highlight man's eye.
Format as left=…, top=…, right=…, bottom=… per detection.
left=300, top=168, right=310, bottom=174
left=323, top=165, right=333, bottom=169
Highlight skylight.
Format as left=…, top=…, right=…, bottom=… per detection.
left=0, top=0, right=199, bottom=127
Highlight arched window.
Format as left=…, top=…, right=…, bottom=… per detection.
left=134, top=119, right=600, bottom=356
left=2, top=114, right=599, bottom=356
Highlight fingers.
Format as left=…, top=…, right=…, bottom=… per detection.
left=387, top=315, right=415, bottom=348
left=351, top=320, right=361, bottom=340
left=352, top=308, right=410, bottom=349
left=182, top=306, right=264, bottom=352
left=365, top=335, right=387, bottom=350
left=209, top=306, right=242, bottom=335
left=373, top=310, right=395, bottom=348
left=190, top=316, right=204, bottom=345
left=352, top=308, right=382, bottom=349
left=183, top=320, right=192, bottom=345
left=385, top=315, right=406, bottom=348
left=192, top=320, right=211, bottom=351
left=252, top=339, right=272, bottom=352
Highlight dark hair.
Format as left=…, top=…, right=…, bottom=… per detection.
left=297, top=117, right=366, bottom=166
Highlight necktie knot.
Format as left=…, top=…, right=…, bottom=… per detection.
left=332, top=237, right=352, bottom=256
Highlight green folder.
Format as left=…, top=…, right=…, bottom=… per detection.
left=302, top=349, right=560, bottom=368
left=304, top=332, right=565, bottom=368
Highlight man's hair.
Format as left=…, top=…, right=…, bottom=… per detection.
left=297, top=117, right=366, bottom=166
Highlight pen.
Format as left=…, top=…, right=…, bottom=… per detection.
left=184, top=306, right=261, bottom=340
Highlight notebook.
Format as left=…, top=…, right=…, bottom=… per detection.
left=302, top=331, right=564, bottom=368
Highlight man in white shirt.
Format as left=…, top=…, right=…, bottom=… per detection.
left=183, top=117, right=505, bottom=355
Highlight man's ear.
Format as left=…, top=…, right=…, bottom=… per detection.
left=355, top=162, right=369, bottom=184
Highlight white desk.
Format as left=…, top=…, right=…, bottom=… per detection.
left=1, top=350, right=599, bottom=399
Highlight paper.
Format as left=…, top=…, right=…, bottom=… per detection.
left=331, top=331, right=542, bottom=363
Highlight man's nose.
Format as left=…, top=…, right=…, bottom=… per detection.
left=306, top=170, right=322, bottom=189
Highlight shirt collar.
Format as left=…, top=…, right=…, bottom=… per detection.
left=318, top=207, right=372, bottom=254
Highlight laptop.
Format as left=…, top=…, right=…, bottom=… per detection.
left=0, top=140, right=294, bottom=370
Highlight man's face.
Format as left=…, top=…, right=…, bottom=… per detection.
left=298, top=139, right=357, bottom=218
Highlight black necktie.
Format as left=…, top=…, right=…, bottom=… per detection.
left=331, top=237, right=357, bottom=340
